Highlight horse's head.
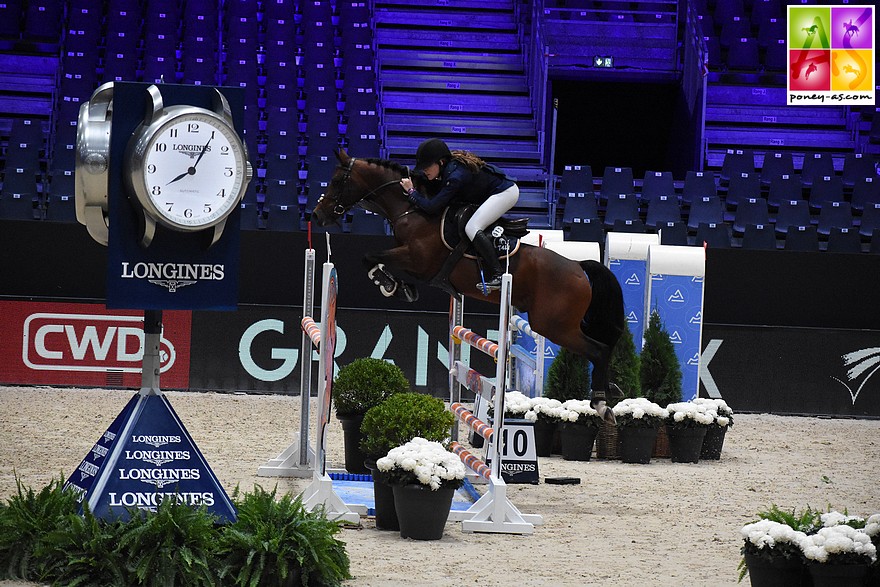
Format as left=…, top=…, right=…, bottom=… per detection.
left=312, top=150, right=361, bottom=226
left=312, top=149, right=411, bottom=226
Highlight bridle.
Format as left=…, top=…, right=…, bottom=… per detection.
left=318, top=157, right=417, bottom=225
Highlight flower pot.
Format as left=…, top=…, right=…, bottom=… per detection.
left=559, top=422, right=599, bottom=461
left=700, top=424, right=728, bottom=460
left=392, top=483, right=455, bottom=540
left=667, top=426, right=708, bottom=463
left=366, top=461, right=399, bottom=531
left=337, top=413, right=369, bottom=474
left=808, top=562, right=870, bottom=587
left=533, top=418, right=557, bottom=457
left=743, top=552, right=807, bottom=587
left=596, top=420, right=619, bottom=459
left=617, top=425, right=658, bottom=464
left=653, top=423, right=671, bottom=458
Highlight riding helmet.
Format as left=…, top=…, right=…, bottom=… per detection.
left=414, top=138, right=452, bottom=171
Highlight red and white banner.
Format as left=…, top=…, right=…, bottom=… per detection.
left=0, top=301, right=191, bottom=389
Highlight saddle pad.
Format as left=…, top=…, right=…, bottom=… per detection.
left=440, top=207, right=521, bottom=260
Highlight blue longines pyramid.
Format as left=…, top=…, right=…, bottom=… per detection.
left=64, top=393, right=237, bottom=523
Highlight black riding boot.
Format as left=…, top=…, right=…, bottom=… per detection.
left=471, top=230, right=503, bottom=293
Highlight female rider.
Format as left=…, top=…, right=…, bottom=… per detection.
left=399, top=138, right=519, bottom=293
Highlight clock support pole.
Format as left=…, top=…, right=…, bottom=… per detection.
left=140, top=309, right=163, bottom=397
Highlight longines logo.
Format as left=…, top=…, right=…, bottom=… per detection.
left=831, top=347, right=879, bottom=405
left=175, top=144, right=212, bottom=157
left=120, top=261, right=224, bottom=292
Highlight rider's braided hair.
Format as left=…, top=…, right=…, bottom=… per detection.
left=450, top=150, right=485, bottom=174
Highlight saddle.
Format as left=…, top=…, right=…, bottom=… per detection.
left=440, top=205, right=529, bottom=259
left=429, top=205, right=530, bottom=296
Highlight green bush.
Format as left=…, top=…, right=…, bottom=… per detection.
left=360, top=392, right=454, bottom=461
left=609, top=324, right=641, bottom=404
left=0, top=478, right=352, bottom=587
left=0, top=475, right=80, bottom=581
left=332, top=358, right=410, bottom=417
left=219, top=485, right=351, bottom=587
left=639, top=310, right=682, bottom=407
left=545, top=348, right=591, bottom=402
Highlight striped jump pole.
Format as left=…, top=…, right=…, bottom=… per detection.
left=447, top=272, right=543, bottom=535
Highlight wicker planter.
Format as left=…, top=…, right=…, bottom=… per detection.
left=653, top=423, right=671, bottom=458
left=596, top=420, right=619, bottom=459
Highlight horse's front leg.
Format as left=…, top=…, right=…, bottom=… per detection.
left=362, top=246, right=420, bottom=302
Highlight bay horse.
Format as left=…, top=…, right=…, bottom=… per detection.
left=313, top=150, right=625, bottom=418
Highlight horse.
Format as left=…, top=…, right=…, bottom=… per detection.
left=312, top=150, right=626, bottom=420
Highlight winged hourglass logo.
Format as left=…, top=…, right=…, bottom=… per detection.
left=830, top=347, right=880, bottom=405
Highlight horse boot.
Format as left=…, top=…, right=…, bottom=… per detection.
left=471, top=230, right=503, bottom=294
left=590, top=391, right=617, bottom=425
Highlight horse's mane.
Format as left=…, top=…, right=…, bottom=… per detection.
left=362, top=157, right=409, bottom=177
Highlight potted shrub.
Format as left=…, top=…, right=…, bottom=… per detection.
left=692, top=397, right=734, bottom=459
left=332, top=358, right=410, bottom=474
left=558, top=399, right=603, bottom=461
left=664, top=401, right=715, bottom=463
left=611, top=397, right=667, bottom=464
left=359, top=392, right=455, bottom=531
left=376, top=437, right=466, bottom=540
left=739, top=519, right=811, bottom=586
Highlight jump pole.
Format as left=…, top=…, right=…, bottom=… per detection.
left=447, top=272, right=543, bottom=534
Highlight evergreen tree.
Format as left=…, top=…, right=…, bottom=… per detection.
left=639, top=310, right=682, bottom=407
left=544, top=347, right=591, bottom=402
left=609, top=324, right=641, bottom=404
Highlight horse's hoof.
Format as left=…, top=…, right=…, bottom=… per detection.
left=591, top=399, right=617, bottom=425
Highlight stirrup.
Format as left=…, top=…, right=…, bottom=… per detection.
left=476, top=275, right=503, bottom=294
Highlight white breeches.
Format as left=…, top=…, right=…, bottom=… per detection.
left=465, top=185, right=520, bottom=240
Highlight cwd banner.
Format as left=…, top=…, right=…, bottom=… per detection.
left=787, top=5, right=874, bottom=105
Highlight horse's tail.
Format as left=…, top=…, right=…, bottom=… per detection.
left=579, top=260, right=626, bottom=345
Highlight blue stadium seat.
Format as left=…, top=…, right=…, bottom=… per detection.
left=732, top=197, right=770, bottom=235
left=741, top=223, right=777, bottom=250
left=841, top=153, right=877, bottom=188
left=759, top=151, right=795, bottom=186
left=774, top=199, right=811, bottom=235
left=600, top=166, right=634, bottom=202
left=858, top=204, right=880, bottom=238
left=349, top=209, right=387, bottom=235
left=682, top=170, right=716, bottom=205
left=694, top=222, right=731, bottom=248
left=644, top=195, right=682, bottom=229
left=564, top=218, right=605, bottom=243
left=852, top=177, right=880, bottom=213
left=267, top=204, right=301, bottom=232
left=720, top=148, right=754, bottom=182
left=825, top=227, right=862, bottom=253
left=725, top=171, right=761, bottom=208
left=612, top=218, right=646, bottom=233
left=687, top=195, right=724, bottom=231
left=783, top=225, right=819, bottom=252
left=559, top=165, right=594, bottom=198
left=561, top=192, right=599, bottom=226
left=657, top=221, right=689, bottom=246
left=815, top=201, right=852, bottom=236
left=767, top=173, right=802, bottom=209
left=800, top=152, right=835, bottom=187
left=808, top=175, right=844, bottom=209
left=640, top=170, right=675, bottom=204
left=603, top=193, right=640, bottom=229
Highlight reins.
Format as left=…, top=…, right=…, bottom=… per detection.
left=326, top=157, right=418, bottom=229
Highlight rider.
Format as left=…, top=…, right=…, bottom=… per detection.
left=399, top=138, right=519, bottom=293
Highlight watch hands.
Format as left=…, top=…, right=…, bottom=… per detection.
left=166, top=136, right=212, bottom=186
left=192, top=136, right=212, bottom=170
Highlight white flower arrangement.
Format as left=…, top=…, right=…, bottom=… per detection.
left=741, top=519, right=809, bottom=551
left=560, top=399, right=603, bottom=426
left=501, top=390, right=534, bottom=419
left=800, top=524, right=877, bottom=564
left=665, top=401, right=716, bottom=429
left=376, top=437, right=466, bottom=491
left=691, top=397, right=734, bottom=427
left=611, top=397, right=667, bottom=428
left=821, top=511, right=865, bottom=528
left=865, top=514, right=880, bottom=539
left=530, top=396, right=566, bottom=423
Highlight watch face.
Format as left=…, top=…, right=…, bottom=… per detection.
left=139, top=111, right=247, bottom=229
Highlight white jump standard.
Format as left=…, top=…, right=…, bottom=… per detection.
left=447, top=272, right=543, bottom=534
